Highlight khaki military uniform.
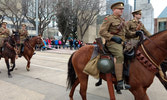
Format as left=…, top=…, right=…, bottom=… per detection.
left=125, top=19, right=151, bottom=51
left=19, top=29, right=28, bottom=44
left=126, top=19, right=151, bottom=39
left=99, top=2, right=131, bottom=90
left=99, top=14, right=126, bottom=81
left=0, top=27, right=10, bottom=47
left=99, top=14, right=125, bottom=63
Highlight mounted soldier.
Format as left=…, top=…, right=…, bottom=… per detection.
left=18, top=24, right=28, bottom=57
left=0, top=22, right=11, bottom=59
left=125, top=9, right=151, bottom=51
left=98, top=2, right=131, bottom=90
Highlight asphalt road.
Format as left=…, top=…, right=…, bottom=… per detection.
left=0, top=50, right=166, bottom=100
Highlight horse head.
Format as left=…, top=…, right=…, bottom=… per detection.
left=12, top=30, right=20, bottom=45
left=35, top=35, right=45, bottom=48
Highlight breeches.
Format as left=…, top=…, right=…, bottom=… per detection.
left=106, top=41, right=124, bottom=63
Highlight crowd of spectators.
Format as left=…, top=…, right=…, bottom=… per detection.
left=41, top=38, right=84, bottom=51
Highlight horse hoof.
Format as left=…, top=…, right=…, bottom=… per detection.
left=26, top=67, right=30, bottom=71
left=70, top=97, right=73, bottom=100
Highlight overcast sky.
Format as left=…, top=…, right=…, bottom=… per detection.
left=129, top=0, right=167, bottom=18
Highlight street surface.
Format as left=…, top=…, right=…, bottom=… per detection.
left=0, top=48, right=166, bottom=100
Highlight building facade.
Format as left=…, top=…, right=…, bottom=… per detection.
left=154, top=7, right=167, bottom=33
left=134, top=0, right=154, bottom=34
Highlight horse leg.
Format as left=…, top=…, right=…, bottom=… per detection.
left=69, top=78, right=80, bottom=100
left=105, top=73, right=116, bottom=100
left=5, top=58, right=12, bottom=78
left=24, top=55, right=31, bottom=71
left=79, top=75, right=88, bottom=100
left=131, top=87, right=149, bottom=100
left=9, top=58, right=15, bottom=72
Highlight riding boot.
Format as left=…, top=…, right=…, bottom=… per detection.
left=19, top=45, right=24, bottom=57
left=115, top=63, right=131, bottom=90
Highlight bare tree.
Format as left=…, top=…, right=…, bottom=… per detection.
left=0, top=0, right=25, bottom=30
left=23, top=0, right=56, bottom=36
left=73, top=0, right=103, bottom=40
left=56, top=0, right=104, bottom=41
left=56, top=0, right=77, bottom=41
left=0, top=14, right=5, bottom=25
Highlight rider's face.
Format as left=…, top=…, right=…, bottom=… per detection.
left=2, top=24, right=7, bottom=28
left=135, top=14, right=142, bottom=19
left=113, top=8, right=124, bottom=16
left=22, top=26, right=26, bottom=29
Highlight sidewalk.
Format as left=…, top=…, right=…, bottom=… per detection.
left=39, top=48, right=76, bottom=55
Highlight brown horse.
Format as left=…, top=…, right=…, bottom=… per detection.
left=21, top=36, right=44, bottom=71
left=67, top=29, right=167, bottom=100
left=95, top=59, right=167, bottom=92
left=1, top=31, right=20, bottom=78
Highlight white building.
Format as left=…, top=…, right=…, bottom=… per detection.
left=134, top=0, right=154, bottom=34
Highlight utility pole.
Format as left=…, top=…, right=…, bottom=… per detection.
left=36, top=0, right=38, bottom=35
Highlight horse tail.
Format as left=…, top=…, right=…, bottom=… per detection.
left=67, top=52, right=76, bottom=89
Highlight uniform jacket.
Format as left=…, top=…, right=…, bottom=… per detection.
left=126, top=19, right=151, bottom=39
left=0, top=27, right=10, bottom=38
left=19, top=29, right=28, bottom=39
left=99, top=14, right=126, bottom=42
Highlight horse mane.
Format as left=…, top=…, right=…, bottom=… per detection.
left=148, top=29, right=167, bottom=39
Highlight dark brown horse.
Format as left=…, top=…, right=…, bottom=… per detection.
left=21, top=36, right=44, bottom=71
left=1, top=31, right=20, bottom=78
left=67, top=29, right=167, bottom=100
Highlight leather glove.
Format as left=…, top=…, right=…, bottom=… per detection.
left=136, top=30, right=143, bottom=37
left=110, top=36, right=122, bottom=44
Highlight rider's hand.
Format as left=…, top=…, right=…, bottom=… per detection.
left=136, top=30, right=143, bottom=37
left=110, top=36, right=122, bottom=44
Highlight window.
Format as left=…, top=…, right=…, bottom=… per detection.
left=159, top=21, right=166, bottom=31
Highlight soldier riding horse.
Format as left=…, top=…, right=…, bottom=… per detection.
left=19, top=35, right=44, bottom=71
left=67, top=29, right=167, bottom=100
left=0, top=31, right=20, bottom=78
